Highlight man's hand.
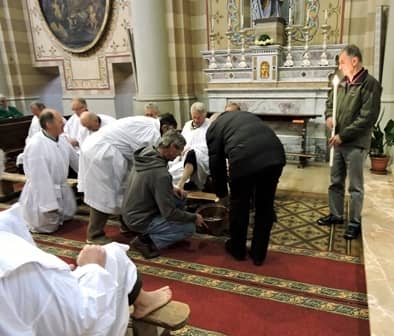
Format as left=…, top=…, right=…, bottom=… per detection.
left=173, top=186, right=187, bottom=200
left=77, top=245, right=106, bottom=268
left=68, top=138, right=79, bottom=147
left=195, top=213, right=208, bottom=229
left=328, top=134, right=342, bottom=147
left=326, top=117, right=333, bottom=130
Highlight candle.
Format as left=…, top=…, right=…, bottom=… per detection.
left=306, top=8, right=310, bottom=26
left=228, top=14, right=231, bottom=30
left=240, top=0, right=244, bottom=29
left=289, top=6, right=293, bottom=25
left=211, top=15, right=215, bottom=32
left=329, top=75, right=340, bottom=167
left=324, top=9, right=328, bottom=24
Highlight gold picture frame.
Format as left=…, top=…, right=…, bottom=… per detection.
left=38, top=0, right=111, bottom=54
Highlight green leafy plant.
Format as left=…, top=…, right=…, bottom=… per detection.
left=370, top=112, right=394, bottom=157
left=254, top=34, right=274, bottom=46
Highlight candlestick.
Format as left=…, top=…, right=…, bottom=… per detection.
left=306, top=8, right=310, bottom=26
left=238, top=28, right=247, bottom=68
left=240, top=0, right=244, bottom=29
left=301, top=24, right=311, bottom=66
left=283, top=25, right=294, bottom=67
left=329, top=75, right=340, bottom=167
left=225, top=28, right=233, bottom=68
left=319, top=21, right=330, bottom=66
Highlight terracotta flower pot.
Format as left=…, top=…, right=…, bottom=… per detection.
left=370, top=155, right=390, bottom=174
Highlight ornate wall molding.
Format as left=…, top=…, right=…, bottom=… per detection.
left=25, top=0, right=132, bottom=94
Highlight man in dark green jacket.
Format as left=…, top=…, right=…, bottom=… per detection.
left=317, top=45, right=382, bottom=239
left=0, top=94, right=24, bottom=119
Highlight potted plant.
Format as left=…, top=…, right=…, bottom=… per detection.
left=370, top=112, right=394, bottom=174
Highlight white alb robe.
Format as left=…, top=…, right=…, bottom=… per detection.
left=0, top=232, right=137, bottom=336
left=98, top=113, right=116, bottom=128
left=0, top=203, right=35, bottom=245
left=79, top=116, right=161, bottom=214
left=169, top=118, right=211, bottom=189
left=64, top=113, right=89, bottom=149
left=16, top=116, right=41, bottom=166
left=19, top=131, right=79, bottom=233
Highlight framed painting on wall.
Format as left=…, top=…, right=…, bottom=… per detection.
left=38, top=0, right=111, bottom=53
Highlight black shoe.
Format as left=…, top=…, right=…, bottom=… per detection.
left=131, top=235, right=160, bottom=259
left=224, top=239, right=246, bottom=261
left=248, top=250, right=265, bottom=266
left=343, top=226, right=361, bottom=240
left=317, top=214, right=344, bottom=226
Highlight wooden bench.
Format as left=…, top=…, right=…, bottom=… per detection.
left=186, top=191, right=219, bottom=202
left=0, top=172, right=78, bottom=201
left=0, top=116, right=32, bottom=173
left=130, top=301, right=190, bottom=335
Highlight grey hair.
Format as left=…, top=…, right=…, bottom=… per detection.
left=190, top=102, right=206, bottom=115
left=159, top=129, right=186, bottom=149
left=30, top=101, right=46, bottom=111
left=0, top=149, right=4, bottom=175
left=144, top=102, right=160, bottom=112
left=72, top=97, right=88, bottom=108
left=0, top=93, right=6, bottom=101
left=341, top=44, right=363, bottom=63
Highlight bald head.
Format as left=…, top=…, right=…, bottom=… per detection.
left=80, top=111, right=101, bottom=131
left=0, top=94, right=8, bottom=109
left=39, top=108, right=64, bottom=138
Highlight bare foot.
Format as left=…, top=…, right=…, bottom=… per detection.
left=132, top=286, right=172, bottom=319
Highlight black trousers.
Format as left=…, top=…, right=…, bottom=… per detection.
left=229, top=164, right=283, bottom=261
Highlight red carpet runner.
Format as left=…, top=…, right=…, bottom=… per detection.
left=31, top=216, right=369, bottom=336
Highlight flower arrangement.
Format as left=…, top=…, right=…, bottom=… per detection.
left=254, top=34, right=274, bottom=46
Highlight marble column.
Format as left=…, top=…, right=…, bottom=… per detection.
left=130, top=0, right=173, bottom=116
left=381, top=1, right=394, bottom=123
left=380, top=1, right=394, bottom=166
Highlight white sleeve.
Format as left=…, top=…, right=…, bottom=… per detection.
left=67, top=141, right=80, bottom=173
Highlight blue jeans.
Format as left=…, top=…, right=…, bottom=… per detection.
left=143, top=197, right=195, bottom=249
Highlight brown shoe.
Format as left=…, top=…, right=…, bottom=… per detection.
left=86, top=235, right=112, bottom=245
left=131, top=235, right=160, bottom=259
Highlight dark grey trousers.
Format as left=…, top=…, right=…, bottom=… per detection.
left=328, top=146, right=367, bottom=228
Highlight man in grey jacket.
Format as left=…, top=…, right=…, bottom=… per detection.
left=122, top=130, right=206, bottom=259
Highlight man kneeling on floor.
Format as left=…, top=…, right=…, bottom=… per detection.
left=122, top=129, right=206, bottom=259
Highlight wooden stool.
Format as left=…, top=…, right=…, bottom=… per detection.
left=131, top=301, right=190, bottom=336
left=186, top=191, right=219, bottom=203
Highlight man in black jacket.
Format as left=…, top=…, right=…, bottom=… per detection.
left=206, top=111, right=286, bottom=265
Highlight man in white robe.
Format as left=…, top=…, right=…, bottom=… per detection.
left=79, top=116, right=161, bottom=243
left=16, top=101, right=46, bottom=171
left=144, top=102, right=160, bottom=118
left=63, top=97, right=89, bottom=150
left=0, top=232, right=172, bottom=336
left=169, top=102, right=210, bottom=190
left=79, top=111, right=115, bottom=134
left=19, top=109, right=79, bottom=233
left=0, top=153, right=172, bottom=335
